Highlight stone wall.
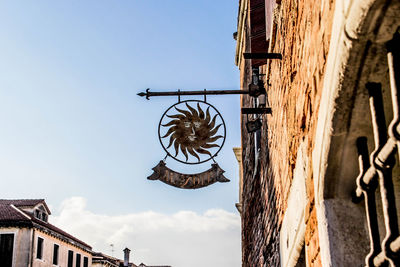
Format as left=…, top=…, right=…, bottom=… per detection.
left=238, top=0, right=336, bottom=265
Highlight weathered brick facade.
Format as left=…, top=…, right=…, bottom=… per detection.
left=264, top=0, right=336, bottom=265
left=235, top=0, right=400, bottom=266
left=237, top=0, right=335, bottom=265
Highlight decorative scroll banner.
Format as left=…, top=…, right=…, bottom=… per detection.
left=148, top=161, right=230, bottom=189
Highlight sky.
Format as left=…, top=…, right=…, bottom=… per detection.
left=0, top=1, right=241, bottom=266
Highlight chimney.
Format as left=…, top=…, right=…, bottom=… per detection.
left=123, top=248, right=131, bottom=267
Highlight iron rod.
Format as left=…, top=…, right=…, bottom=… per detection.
left=355, top=32, right=400, bottom=267
left=368, top=83, right=399, bottom=265
left=387, top=31, right=400, bottom=159
left=354, top=83, right=397, bottom=197
left=355, top=137, right=381, bottom=266
left=374, top=236, right=400, bottom=266
left=355, top=138, right=397, bottom=198
left=138, top=88, right=249, bottom=99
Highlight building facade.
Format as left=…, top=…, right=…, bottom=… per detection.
left=0, top=199, right=92, bottom=267
left=235, top=0, right=400, bottom=266
left=92, top=249, right=137, bottom=267
left=0, top=199, right=170, bottom=267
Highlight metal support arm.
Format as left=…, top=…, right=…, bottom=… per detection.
left=138, top=85, right=265, bottom=100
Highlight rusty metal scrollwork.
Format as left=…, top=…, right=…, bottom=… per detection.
left=158, top=100, right=226, bottom=165
left=148, top=161, right=229, bottom=189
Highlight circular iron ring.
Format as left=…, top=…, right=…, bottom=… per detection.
left=158, top=100, right=226, bottom=165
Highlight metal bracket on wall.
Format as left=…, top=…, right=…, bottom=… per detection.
left=243, top=53, right=282, bottom=60
left=137, top=83, right=267, bottom=100
left=241, top=108, right=271, bottom=114
left=138, top=86, right=272, bottom=116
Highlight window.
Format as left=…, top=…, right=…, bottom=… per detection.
left=34, top=208, right=48, bottom=222
left=68, top=250, right=74, bottom=267
left=83, top=256, right=88, bottom=267
left=53, top=244, right=59, bottom=265
left=76, top=253, right=81, bottom=267
left=36, top=237, right=43, bottom=259
left=0, top=234, right=14, bottom=267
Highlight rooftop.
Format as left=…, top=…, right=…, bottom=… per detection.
left=0, top=199, right=91, bottom=250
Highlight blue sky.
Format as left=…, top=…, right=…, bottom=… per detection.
left=0, top=2, right=241, bottom=265
left=0, top=0, right=240, bottom=215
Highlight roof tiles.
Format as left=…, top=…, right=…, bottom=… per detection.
left=0, top=199, right=91, bottom=250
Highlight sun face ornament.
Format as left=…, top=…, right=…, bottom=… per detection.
left=138, top=84, right=273, bottom=189
left=143, top=99, right=229, bottom=189
left=158, top=100, right=226, bottom=164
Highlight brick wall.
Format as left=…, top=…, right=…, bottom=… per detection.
left=239, top=0, right=336, bottom=266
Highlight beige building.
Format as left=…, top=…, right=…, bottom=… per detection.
left=92, top=249, right=137, bottom=267
left=0, top=199, right=169, bottom=267
left=92, top=252, right=120, bottom=267
left=0, top=199, right=92, bottom=267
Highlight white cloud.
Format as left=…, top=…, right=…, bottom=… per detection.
left=50, top=197, right=241, bottom=267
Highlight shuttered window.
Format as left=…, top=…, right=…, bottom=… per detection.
left=0, top=234, right=14, bottom=267
left=76, top=253, right=81, bottom=267
left=53, top=244, right=59, bottom=265
left=36, top=237, right=44, bottom=259
left=68, top=250, right=74, bottom=267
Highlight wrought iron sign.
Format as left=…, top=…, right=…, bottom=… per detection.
left=159, top=100, right=226, bottom=164
left=138, top=52, right=281, bottom=189
left=138, top=91, right=229, bottom=189
left=137, top=92, right=230, bottom=188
